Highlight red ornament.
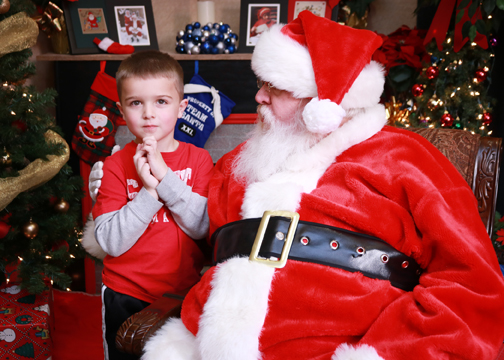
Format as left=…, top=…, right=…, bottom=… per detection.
left=475, top=69, right=488, bottom=82
left=411, top=84, right=424, bottom=97
left=482, top=112, right=492, bottom=126
left=441, top=113, right=454, bottom=127
left=11, top=120, right=27, bottom=132
left=426, top=66, right=439, bottom=80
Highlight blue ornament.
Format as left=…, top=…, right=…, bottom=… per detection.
left=213, top=23, right=220, bottom=30
left=201, top=42, right=211, bottom=54
left=193, top=36, right=201, bottom=44
left=210, top=47, right=219, bottom=54
left=230, top=33, right=238, bottom=40
left=194, top=22, right=201, bottom=29
left=224, top=37, right=232, bottom=46
left=227, top=45, right=236, bottom=54
left=185, top=24, right=194, bottom=32
left=176, top=45, right=186, bottom=54
left=208, top=34, right=219, bottom=45
left=218, top=33, right=224, bottom=41
left=430, top=55, right=438, bottom=64
left=185, top=33, right=193, bottom=41
left=203, top=25, right=210, bottom=31
left=220, top=24, right=229, bottom=33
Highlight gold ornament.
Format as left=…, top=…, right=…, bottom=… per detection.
left=1, top=149, right=12, bottom=166
left=385, top=97, right=411, bottom=126
left=0, top=12, right=39, bottom=58
left=23, top=218, right=39, bottom=239
left=337, top=5, right=368, bottom=29
left=32, top=2, right=69, bottom=54
left=0, top=130, right=70, bottom=211
left=54, top=198, right=70, bottom=213
left=0, top=0, right=10, bottom=15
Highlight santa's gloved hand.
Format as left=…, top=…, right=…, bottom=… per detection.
left=89, top=145, right=120, bottom=202
left=89, top=161, right=103, bottom=203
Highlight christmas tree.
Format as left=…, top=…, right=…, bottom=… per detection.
left=407, top=33, right=495, bottom=134
left=0, top=0, right=86, bottom=294
left=386, top=0, right=504, bottom=135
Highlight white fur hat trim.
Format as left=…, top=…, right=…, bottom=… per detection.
left=303, top=97, right=346, bottom=134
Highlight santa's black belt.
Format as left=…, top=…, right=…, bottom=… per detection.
left=211, top=211, right=422, bottom=292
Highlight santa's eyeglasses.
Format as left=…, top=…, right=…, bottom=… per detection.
left=256, top=79, right=275, bottom=92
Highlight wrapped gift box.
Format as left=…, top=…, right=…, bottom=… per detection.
left=0, top=284, right=53, bottom=359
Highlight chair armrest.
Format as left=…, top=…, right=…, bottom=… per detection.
left=115, top=288, right=191, bottom=356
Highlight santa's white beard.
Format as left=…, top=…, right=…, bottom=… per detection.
left=232, top=105, right=323, bottom=184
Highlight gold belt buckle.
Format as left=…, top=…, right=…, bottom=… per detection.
left=249, top=210, right=300, bottom=268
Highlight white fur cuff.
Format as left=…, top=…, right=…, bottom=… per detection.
left=141, top=317, right=198, bottom=360
left=332, top=343, right=385, bottom=360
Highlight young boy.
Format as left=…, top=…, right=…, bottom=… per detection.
left=92, top=50, right=214, bottom=360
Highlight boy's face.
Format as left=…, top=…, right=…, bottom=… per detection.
left=117, top=76, right=187, bottom=150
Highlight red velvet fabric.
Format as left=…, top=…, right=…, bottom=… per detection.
left=182, top=126, right=504, bottom=360
left=280, top=11, right=383, bottom=104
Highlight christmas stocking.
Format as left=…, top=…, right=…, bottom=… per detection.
left=71, top=61, right=126, bottom=165
left=93, top=37, right=134, bottom=54
left=174, top=73, right=235, bottom=148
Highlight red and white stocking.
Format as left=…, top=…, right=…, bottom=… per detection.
left=93, top=37, right=134, bottom=54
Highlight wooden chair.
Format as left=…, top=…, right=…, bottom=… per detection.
left=115, top=127, right=504, bottom=358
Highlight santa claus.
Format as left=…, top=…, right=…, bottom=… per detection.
left=90, top=10, right=504, bottom=360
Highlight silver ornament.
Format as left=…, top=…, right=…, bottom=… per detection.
left=201, top=36, right=207, bottom=42
left=187, top=29, right=192, bottom=34
left=223, top=33, right=229, bottom=39
left=178, top=39, right=185, bottom=46
left=206, top=22, right=213, bottom=28
left=193, top=29, right=202, bottom=37
left=224, top=49, right=230, bottom=54
left=191, top=45, right=201, bottom=54
left=178, top=30, right=185, bottom=38
left=216, top=41, right=225, bottom=53
left=185, top=41, right=195, bottom=50
left=203, top=30, right=210, bottom=38
left=230, top=37, right=236, bottom=45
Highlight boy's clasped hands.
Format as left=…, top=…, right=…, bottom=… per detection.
left=133, top=136, right=169, bottom=200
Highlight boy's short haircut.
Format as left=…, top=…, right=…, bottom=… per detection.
left=116, top=50, right=184, bottom=101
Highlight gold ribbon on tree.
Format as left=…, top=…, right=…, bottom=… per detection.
left=0, top=12, right=39, bottom=57
left=0, top=130, right=70, bottom=211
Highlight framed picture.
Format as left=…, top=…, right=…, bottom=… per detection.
left=63, top=0, right=110, bottom=54
left=287, top=1, right=334, bottom=22
left=239, top=0, right=288, bottom=53
left=106, top=0, right=158, bottom=51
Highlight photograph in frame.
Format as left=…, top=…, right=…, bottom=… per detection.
left=63, top=0, right=110, bottom=54
left=106, top=0, right=158, bottom=51
left=287, top=0, right=333, bottom=22
left=113, top=6, right=151, bottom=46
left=239, top=0, right=288, bottom=53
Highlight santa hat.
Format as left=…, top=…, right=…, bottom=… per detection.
left=251, top=10, right=385, bottom=134
left=258, top=7, right=271, bottom=18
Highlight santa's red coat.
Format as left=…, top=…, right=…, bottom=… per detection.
left=177, top=125, right=504, bottom=360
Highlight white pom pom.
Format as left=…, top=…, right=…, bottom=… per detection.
left=302, top=97, right=346, bottom=134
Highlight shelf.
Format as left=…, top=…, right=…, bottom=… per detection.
left=36, top=52, right=253, bottom=61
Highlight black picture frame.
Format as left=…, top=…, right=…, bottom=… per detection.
left=106, top=0, right=158, bottom=51
left=63, top=0, right=110, bottom=54
left=239, top=0, right=288, bottom=53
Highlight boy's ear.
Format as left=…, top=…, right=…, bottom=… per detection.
left=116, top=101, right=124, bottom=116
left=178, top=98, right=188, bottom=118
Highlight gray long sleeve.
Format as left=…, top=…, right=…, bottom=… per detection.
left=157, top=169, right=209, bottom=240
left=94, top=188, right=163, bottom=257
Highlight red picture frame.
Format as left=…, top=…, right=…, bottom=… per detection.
left=287, top=1, right=334, bottom=22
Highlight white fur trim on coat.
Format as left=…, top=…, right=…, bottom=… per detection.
left=251, top=24, right=317, bottom=99
left=141, top=317, right=198, bottom=360
left=196, top=257, right=275, bottom=360
left=332, top=343, right=385, bottom=360
left=303, top=97, right=346, bottom=134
